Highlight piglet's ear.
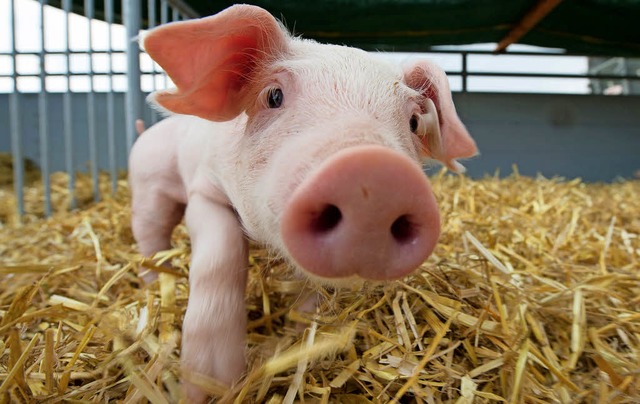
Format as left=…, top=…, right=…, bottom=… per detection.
left=143, top=5, right=288, bottom=121
left=403, top=60, right=478, bottom=172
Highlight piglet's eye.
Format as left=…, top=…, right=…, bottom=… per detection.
left=267, top=88, right=284, bottom=108
left=409, top=114, right=419, bottom=134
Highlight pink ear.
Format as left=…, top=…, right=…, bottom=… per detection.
left=404, top=60, right=478, bottom=172
left=143, top=5, right=288, bottom=121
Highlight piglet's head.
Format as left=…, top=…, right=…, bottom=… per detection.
left=142, top=5, right=479, bottom=282
left=143, top=5, right=288, bottom=121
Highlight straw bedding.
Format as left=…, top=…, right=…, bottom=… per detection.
left=0, top=168, right=639, bottom=403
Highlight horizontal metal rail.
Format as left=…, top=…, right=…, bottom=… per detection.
left=2, top=68, right=638, bottom=82
left=3, top=52, right=638, bottom=91
left=0, top=51, right=127, bottom=56
left=3, top=71, right=636, bottom=82
left=452, top=71, right=640, bottom=81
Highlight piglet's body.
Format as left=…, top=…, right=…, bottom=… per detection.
left=129, top=4, right=477, bottom=401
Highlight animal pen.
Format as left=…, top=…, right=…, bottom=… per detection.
left=1, top=0, right=640, bottom=402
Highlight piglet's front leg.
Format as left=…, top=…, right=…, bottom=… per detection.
left=181, top=193, right=249, bottom=402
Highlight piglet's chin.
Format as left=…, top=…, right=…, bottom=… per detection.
left=296, top=269, right=368, bottom=290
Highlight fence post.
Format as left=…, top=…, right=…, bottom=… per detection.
left=123, top=0, right=142, bottom=154
left=38, top=0, right=52, bottom=216
left=462, top=52, right=468, bottom=93
left=9, top=0, right=24, bottom=219
left=85, top=0, right=99, bottom=202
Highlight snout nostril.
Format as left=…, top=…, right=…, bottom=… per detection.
left=391, top=215, right=418, bottom=244
left=310, top=204, right=342, bottom=234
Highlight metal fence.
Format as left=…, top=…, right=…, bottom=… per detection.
left=2, top=0, right=639, bottom=220
left=2, top=0, right=198, bottom=218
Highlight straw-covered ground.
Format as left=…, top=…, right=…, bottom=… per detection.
left=0, top=168, right=639, bottom=403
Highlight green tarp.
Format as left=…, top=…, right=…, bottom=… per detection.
left=57, top=0, right=640, bottom=56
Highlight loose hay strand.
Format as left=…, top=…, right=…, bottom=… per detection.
left=283, top=320, right=318, bottom=404
left=263, top=322, right=356, bottom=376
left=569, top=287, right=586, bottom=369
left=91, top=262, right=134, bottom=310
left=600, top=216, right=617, bottom=274
left=0, top=332, right=41, bottom=394
left=43, top=328, right=55, bottom=394
left=510, top=338, right=530, bottom=403
left=58, top=325, right=96, bottom=393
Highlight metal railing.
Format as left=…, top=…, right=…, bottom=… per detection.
left=382, top=49, right=640, bottom=94
left=2, top=0, right=197, bottom=218
left=454, top=50, right=640, bottom=93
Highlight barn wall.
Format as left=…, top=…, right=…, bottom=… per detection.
left=453, top=93, right=640, bottom=181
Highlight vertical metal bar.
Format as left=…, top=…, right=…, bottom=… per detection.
left=85, top=0, right=99, bottom=202
left=619, top=58, right=631, bottom=95
left=9, top=0, right=25, bottom=219
left=172, top=6, right=179, bottom=22
left=39, top=0, right=52, bottom=217
left=461, top=52, right=468, bottom=93
left=160, top=0, right=168, bottom=89
left=9, top=93, right=23, bottom=216
left=160, top=0, right=168, bottom=24
left=148, top=0, right=158, bottom=125
left=105, top=0, right=117, bottom=193
left=63, top=0, right=76, bottom=209
left=148, top=0, right=157, bottom=29
left=124, top=0, right=142, bottom=154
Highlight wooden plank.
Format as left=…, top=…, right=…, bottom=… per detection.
left=495, top=0, right=565, bottom=53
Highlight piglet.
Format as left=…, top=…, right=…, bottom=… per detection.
left=129, top=4, right=477, bottom=401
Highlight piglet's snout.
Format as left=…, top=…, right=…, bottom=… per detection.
left=280, top=145, right=441, bottom=281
